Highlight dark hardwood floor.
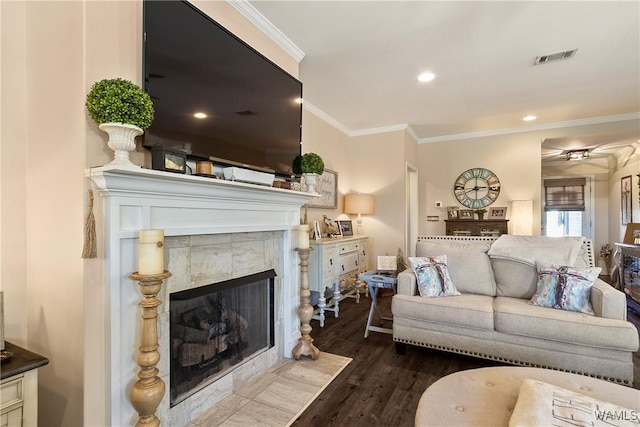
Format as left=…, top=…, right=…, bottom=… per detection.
left=292, top=290, right=640, bottom=427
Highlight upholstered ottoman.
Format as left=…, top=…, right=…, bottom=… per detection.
left=415, top=366, right=640, bottom=426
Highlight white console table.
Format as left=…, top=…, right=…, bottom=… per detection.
left=308, top=236, right=368, bottom=326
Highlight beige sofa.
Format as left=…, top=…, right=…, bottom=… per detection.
left=392, top=235, right=640, bottom=385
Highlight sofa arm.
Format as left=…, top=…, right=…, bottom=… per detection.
left=590, top=278, right=627, bottom=320
left=397, top=268, right=418, bottom=296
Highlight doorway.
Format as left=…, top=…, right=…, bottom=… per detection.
left=406, top=163, right=419, bottom=256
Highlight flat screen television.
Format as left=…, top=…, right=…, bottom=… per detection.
left=142, top=0, right=302, bottom=177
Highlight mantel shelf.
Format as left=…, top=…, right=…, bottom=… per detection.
left=86, top=165, right=313, bottom=207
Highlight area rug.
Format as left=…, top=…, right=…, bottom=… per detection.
left=191, top=351, right=352, bottom=426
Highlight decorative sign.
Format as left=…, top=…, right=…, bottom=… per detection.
left=307, top=169, right=338, bottom=209
left=377, top=256, right=397, bottom=271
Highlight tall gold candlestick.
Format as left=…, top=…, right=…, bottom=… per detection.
left=129, top=270, right=172, bottom=427
left=292, top=248, right=320, bottom=360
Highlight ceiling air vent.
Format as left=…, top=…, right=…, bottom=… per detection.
left=534, top=48, right=578, bottom=65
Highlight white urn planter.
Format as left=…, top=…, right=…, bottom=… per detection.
left=99, top=122, right=143, bottom=167
left=303, top=173, right=320, bottom=196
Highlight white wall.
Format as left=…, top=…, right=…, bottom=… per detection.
left=418, top=133, right=542, bottom=237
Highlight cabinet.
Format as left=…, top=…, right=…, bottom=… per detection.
left=0, top=342, right=48, bottom=427
left=614, top=243, right=640, bottom=316
left=309, top=236, right=368, bottom=326
left=445, top=219, right=508, bottom=236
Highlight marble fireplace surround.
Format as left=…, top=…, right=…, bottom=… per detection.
left=87, top=165, right=312, bottom=426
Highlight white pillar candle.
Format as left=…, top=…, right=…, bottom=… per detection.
left=138, top=229, right=165, bottom=275
left=297, top=225, right=310, bottom=249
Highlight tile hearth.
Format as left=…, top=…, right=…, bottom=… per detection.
left=189, top=352, right=352, bottom=427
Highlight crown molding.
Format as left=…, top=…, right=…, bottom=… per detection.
left=228, top=0, right=305, bottom=63
left=303, top=102, right=419, bottom=142
left=418, top=112, right=640, bottom=144
left=302, top=101, right=351, bottom=136
left=351, top=124, right=419, bottom=141
left=305, top=101, right=638, bottom=146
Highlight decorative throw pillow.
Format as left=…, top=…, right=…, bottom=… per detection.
left=509, top=379, right=638, bottom=427
left=409, top=255, right=461, bottom=298
left=529, top=263, right=601, bottom=315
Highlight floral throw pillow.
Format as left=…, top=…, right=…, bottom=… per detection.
left=529, top=263, right=601, bottom=315
left=409, top=255, right=461, bottom=298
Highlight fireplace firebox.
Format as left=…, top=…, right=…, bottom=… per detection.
left=169, top=270, right=275, bottom=406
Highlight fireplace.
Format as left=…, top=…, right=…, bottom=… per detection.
left=170, top=270, right=275, bottom=406
left=86, top=166, right=312, bottom=426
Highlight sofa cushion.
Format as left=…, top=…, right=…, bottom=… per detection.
left=494, top=297, right=636, bottom=349
left=415, top=240, right=496, bottom=296
left=392, top=294, right=495, bottom=330
left=409, top=255, right=461, bottom=297
left=487, top=235, right=585, bottom=266
left=529, top=263, right=601, bottom=315
left=491, top=258, right=538, bottom=299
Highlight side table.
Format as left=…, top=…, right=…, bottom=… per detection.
left=359, top=271, right=397, bottom=338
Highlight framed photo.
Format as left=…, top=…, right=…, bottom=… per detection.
left=312, top=220, right=322, bottom=240
left=622, top=175, right=632, bottom=225
left=446, top=206, right=460, bottom=219
left=307, top=169, right=338, bottom=209
left=333, top=218, right=343, bottom=236
left=489, top=207, right=507, bottom=219
left=337, top=220, right=353, bottom=236
left=459, top=209, right=474, bottom=220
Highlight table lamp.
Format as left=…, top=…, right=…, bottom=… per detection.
left=511, top=200, right=533, bottom=235
left=344, top=193, right=375, bottom=235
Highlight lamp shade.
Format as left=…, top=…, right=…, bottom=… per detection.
left=344, top=193, right=374, bottom=215
left=511, top=200, right=533, bottom=235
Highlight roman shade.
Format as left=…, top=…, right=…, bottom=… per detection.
left=544, top=178, right=585, bottom=211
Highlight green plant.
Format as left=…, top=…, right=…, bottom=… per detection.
left=293, top=152, right=324, bottom=175
left=86, top=78, right=154, bottom=130
left=303, top=153, right=325, bottom=174
left=474, top=209, right=487, bottom=214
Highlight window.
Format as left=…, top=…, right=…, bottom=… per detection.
left=542, top=177, right=591, bottom=238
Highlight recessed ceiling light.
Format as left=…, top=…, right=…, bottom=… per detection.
left=295, top=98, right=303, bottom=104
left=418, top=72, right=435, bottom=82
left=523, top=115, right=537, bottom=122
left=194, top=112, right=207, bottom=119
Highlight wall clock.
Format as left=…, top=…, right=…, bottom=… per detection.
left=453, top=168, right=501, bottom=209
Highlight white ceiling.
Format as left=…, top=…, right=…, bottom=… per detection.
left=245, top=0, right=640, bottom=162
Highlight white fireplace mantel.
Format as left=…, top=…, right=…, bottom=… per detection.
left=85, top=165, right=313, bottom=426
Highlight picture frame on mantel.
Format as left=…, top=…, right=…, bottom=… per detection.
left=337, top=220, right=353, bottom=236
left=307, top=169, right=338, bottom=209
left=459, top=209, right=474, bottom=220
left=489, top=207, right=507, bottom=219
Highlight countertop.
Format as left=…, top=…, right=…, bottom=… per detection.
left=1, top=341, right=49, bottom=380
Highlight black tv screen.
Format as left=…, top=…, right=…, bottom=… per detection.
left=143, top=0, right=302, bottom=176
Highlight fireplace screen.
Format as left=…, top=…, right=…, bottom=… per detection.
left=169, top=270, right=275, bottom=406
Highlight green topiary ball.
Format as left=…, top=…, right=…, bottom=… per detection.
left=86, top=78, right=155, bottom=130
left=300, top=152, right=325, bottom=175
